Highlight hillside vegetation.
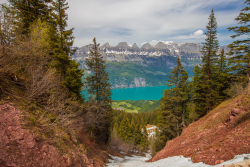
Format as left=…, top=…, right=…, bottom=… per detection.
left=112, top=100, right=160, bottom=113
left=151, top=86, right=250, bottom=165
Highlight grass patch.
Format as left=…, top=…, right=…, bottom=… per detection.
left=112, top=100, right=160, bottom=113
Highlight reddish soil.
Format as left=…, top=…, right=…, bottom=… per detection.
left=151, top=91, right=250, bottom=165
left=0, top=102, right=103, bottom=167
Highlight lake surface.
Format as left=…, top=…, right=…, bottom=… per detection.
left=111, top=85, right=170, bottom=100
left=82, top=85, right=170, bottom=100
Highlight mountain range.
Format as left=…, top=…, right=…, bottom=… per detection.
left=72, top=41, right=228, bottom=88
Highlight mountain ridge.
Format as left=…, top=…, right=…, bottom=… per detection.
left=72, top=41, right=228, bottom=88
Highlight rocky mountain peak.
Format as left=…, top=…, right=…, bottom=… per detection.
left=141, top=43, right=153, bottom=49
left=154, top=42, right=168, bottom=49
left=117, top=42, right=130, bottom=50
left=132, top=43, right=139, bottom=49
left=179, top=42, right=201, bottom=53
left=102, top=42, right=110, bottom=48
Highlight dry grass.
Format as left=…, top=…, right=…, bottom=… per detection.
left=186, top=88, right=250, bottom=137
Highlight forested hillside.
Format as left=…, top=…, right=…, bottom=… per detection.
left=0, top=0, right=115, bottom=166
left=1, top=0, right=250, bottom=166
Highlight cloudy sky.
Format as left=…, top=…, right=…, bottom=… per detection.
left=0, top=0, right=247, bottom=47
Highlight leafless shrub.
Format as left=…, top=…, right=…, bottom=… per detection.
left=226, top=83, right=245, bottom=98
left=148, top=137, right=157, bottom=157
left=83, top=101, right=111, bottom=142
left=109, top=129, right=136, bottom=155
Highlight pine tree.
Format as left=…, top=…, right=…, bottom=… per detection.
left=7, top=0, right=84, bottom=100
left=62, top=60, right=84, bottom=99
left=50, top=0, right=83, bottom=99
left=214, top=48, right=231, bottom=99
left=228, top=0, right=250, bottom=83
left=119, top=116, right=133, bottom=143
left=51, top=0, right=75, bottom=57
left=158, top=57, right=189, bottom=149
left=8, top=0, right=51, bottom=35
left=196, top=9, right=220, bottom=117
left=0, top=3, right=16, bottom=56
left=141, top=125, right=148, bottom=149
left=164, top=57, right=188, bottom=129
left=158, top=91, right=181, bottom=140
left=134, top=121, right=143, bottom=145
left=192, top=65, right=202, bottom=113
left=84, top=38, right=112, bottom=143
left=85, top=38, right=112, bottom=106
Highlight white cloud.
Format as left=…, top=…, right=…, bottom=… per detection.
left=194, top=30, right=204, bottom=36
left=149, top=40, right=174, bottom=46
left=174, top=30, right=205, bottom=41
left=0, top=0, right=243, bottom=47
left=149, top=40, right=160, bottom=46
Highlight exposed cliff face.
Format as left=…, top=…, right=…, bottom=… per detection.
left=73, top=41, right=228, bottom=88
left=150, top=88, right=250, bottom=165
left=112, top=77, right=148, bottom=88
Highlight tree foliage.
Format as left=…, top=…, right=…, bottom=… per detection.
left=194, top=10, right=221, bottom=117
left=158, top=57, right=189, bottom=149
left=85, top=38, right=112, bottom=106
left=228, top=0, right=250, bottom=83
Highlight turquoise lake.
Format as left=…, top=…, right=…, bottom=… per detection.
left=111, top=86, right=170, bottom=100
left=82, top=86, right=170, bottom=100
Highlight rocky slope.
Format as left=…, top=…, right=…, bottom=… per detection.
left=150, top=88, right=250, bottom=165
left=73, top=41, right=228, bottom=88
left=0, top=102, right=118, bottom=167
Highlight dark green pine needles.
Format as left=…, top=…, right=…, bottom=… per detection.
left=228, top=0, right=250, bottom=83
left=85, top=37, right=112, bottom=106
left=159, top=57, right=189, bottom=146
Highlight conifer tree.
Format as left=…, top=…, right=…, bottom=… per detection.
left=84, top=38, right=112, bottom=142
left=192, top=65, right=202, bottom=112
left=8, top=0, right=51, bottom=35
left=215, top=48, right=231, bottom=99
left=158, top=57, right=188, bottom=148
left=163, top=57, right=188, bottom=128
left=51, top=0, right=75, bottom=57
left=141, top=125, right=148, bottom=149
left=85, top=38, right=112, bottom=106
left=228, top=0, right=250, bottom=83
left=134, top=121, right=143, bottom=145
left=119, top=116, right=133, bottom=143
left=7, top=0, right=84, bottom=100
left=196, top=9, right=220, bottom=117
left=50, top=0, right=83, bottom=99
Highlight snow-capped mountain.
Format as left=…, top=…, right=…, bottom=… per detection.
left=72, top=41, right=204, bottom=61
